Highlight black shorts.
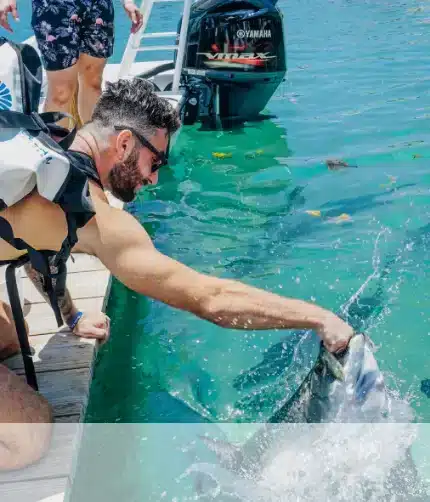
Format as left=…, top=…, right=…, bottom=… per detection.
left=31, top=0, right=115, bottom=72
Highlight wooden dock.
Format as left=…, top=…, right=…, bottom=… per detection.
left=0, top=194, right=122, bottom=502
left=0, top=252, right=111, bottom=502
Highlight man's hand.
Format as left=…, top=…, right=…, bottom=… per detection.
left=72, top=311, right=110, bottom=344
left=122, top=0, right=143, bottom=34
left=317, top=315, right=354, bottom=353
left=0, top=0, right=18, bottom=32
left=23, top=261, right=112, bottom=343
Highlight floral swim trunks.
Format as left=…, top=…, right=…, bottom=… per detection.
left=31, top=0, right=114, bottom=71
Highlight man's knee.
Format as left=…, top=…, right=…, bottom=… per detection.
left=46, top=68, right=78, bottom=108
left=78, top=56, right=106, bottom=92
left=0, top=365, right=53, bottom=471
left=48, top=82, right=76, bottom=108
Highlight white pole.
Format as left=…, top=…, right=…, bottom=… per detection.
left=172, top=0, right=193, bottom=93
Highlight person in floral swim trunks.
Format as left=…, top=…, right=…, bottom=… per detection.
left=0, top=0, right=143, bottom=125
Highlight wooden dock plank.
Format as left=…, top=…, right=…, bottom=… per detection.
left=22, top=270, right=110, bottom=305
left=0, top=424, right=81, bottom=484
left=54, top=415, right=80, bottom=424
left=4, top=332, right=96, bottom=373
left=62, top=254, right=106, bottom=274
left=0, top=477, right=67, bottom=502
left=23, top=298, right=106, bottom=336
left=19, top=254, right=106, bottom=277
left=38, top=367, right=93, bottom=418
left=0, top=367, right=93, bottom=420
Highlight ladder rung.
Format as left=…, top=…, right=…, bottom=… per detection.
left=137, top=45, right=177, bottom=51
left=142, top=31, right=177, bottom=39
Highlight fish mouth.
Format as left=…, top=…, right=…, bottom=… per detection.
left=321, top=333, right=369, bottom=382
left=335, top=332, right=370, bottom=359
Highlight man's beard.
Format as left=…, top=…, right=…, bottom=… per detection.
left=108, top=146, right=148, bottom=203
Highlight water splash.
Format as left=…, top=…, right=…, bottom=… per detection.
left=340, top=227, right=390, bottom=320
left=181, top=423, right=424, bottom=502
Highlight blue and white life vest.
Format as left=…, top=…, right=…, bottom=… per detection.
left=0, top=37, right=76, bottom=209
left=0, top=36, right=100, bottom=329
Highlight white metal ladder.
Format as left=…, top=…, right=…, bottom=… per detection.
left=118, top=0, right=193, bottom=93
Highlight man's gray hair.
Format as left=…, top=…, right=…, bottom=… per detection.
left=88, top=78, right=181, bottom=139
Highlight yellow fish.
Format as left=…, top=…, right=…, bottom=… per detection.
left=305, top=210, right=321, bottom=217
left=212, top=152, right=232, bottom=159
left=332, top=213, right=351, bottom=224
left=245, top=149, right=264, bottom=159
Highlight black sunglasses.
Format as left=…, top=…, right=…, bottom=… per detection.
left=114, top=126, right=170, bottom=173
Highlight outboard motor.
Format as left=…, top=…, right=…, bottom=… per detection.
left=177, top=0, right=286, bottom=128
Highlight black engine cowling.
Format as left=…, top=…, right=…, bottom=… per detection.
left=177, top=0, right=287, bottom=127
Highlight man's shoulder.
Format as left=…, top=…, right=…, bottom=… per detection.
left=87, top=181, right=123, bottom=210
left=104, top=191, right=125, bottom=209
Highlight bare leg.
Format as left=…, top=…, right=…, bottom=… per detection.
left=77, top=53, right=107, bottom=124
left=0, top=365, right=53, bottom=470
left=43, top=65, right=79, bottom=129
left=70, top=84, right=84, bottom=130
left=0, top=300, right=21, bottom=360
left=0, top=302, right=53, bottom=470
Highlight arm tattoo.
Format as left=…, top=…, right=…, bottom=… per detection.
left=24, top=261, right=78, bottom=325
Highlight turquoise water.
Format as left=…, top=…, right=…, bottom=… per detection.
left=79, top=0, right=430, bottom=497
left=7, top=0, right=430, bottom=499
left=84, top=0, right=430, bottom=423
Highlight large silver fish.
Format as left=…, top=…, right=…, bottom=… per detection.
left=183, top=334, right=428, bottom=501
left=268, top=332, right=406, bottom=424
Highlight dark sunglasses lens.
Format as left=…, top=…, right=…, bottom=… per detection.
left=152, top=154, right=168, bottom=172
left=152, top=160, right=163, bottom=173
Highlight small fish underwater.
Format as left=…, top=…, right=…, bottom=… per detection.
left=181, top=334, right=429, bottom=501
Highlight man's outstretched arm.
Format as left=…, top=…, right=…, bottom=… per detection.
left=80, top=195, right=354, bottom=353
